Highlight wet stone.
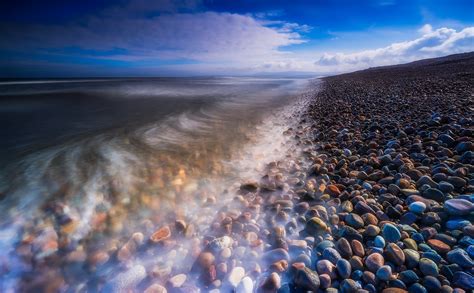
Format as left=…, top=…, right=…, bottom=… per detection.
left=423, top=276, right=442, bottom=291
left=336, top=237, right=353, bottom=258
left=409, top=202, right=426, bottom=214
left=452, top=271, right=474, bottom=291
left=386, top=243, right=405, bottom=266
left=336, top=258, right=352, bottom=279
left=422, top=188, right=445, bottom=202
left=444, top=198, right=474, bottom=216
left=446, top=248, right=474, bottom=268
left=399, top=270, right=420, bottom=285
left=376, top=265, right=393, bottom=281
left=305, top=217, right=328, bottom=235
left=383, top=223, right=401, bottom=243
left=404, top=249, right=420, bottom=269
left=316, top=259, right=336, bottom=278
left=294, top=267, right=320, bottom=292
left=427, top=239, right=450, bottom=254
left=351, top=239, right=365, bottom=257
left=236, top=276, right=253, bottom=293
left=323, top=247, right=342, bottom=265
left=365, top=253, right=385, bottom=272
left=419, top=258, right=439, bottom=277
left=340, top=279, right=361, bottom=292
left=345, top=213, right=365, bottom=229
left=228, top=267, right=245, bottom=288
left=259, top=272, right=281, bottom=291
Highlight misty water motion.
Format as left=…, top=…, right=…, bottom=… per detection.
left=0, top=77, right=314, bottom=291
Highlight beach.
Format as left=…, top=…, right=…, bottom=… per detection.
left=0, top=52, right=473, bottom=293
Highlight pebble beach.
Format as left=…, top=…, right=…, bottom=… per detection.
left=1, top=52, right=473, bottom=293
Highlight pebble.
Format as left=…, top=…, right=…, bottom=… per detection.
left=351, top=239, right=365, bottom=257
left=336, top=237, right=353, bottom=258
left=365, top=253, right=385, bottom=272
left=336, top=258, right=352, bottom=279
left=319, top=274, right=331, bottom=289
left=399, top=270, right=420, bottom=285
left=452, top=271, right=474, bottom=290
left=374, top=235, right=386, bottom=248
left=316, top=259, right=336, bottom=278
left=409, top=283, right=427, bottom=293
left=419, top=258, right=439, bottom=276
left=376, top=265, right=393, bottom=281
left=323, top=247, right=342, bottom=265
left=404, top=249, right=420, bottom=269
left=340, top=279, right=361, bottom=292
left=236, top=276, right=253, bottom=293
left=427, top=239, right=450, bottom=254
left=167, top=274, right=187, bottom=288
left=228, top=267, right=245, bottom=287
left=383, top=224, right=401, bottom=243
left=259, top=272, right=281, bottom=291
left=423, top=276, right=441, bottom=291
left=386, top=243, right=405, bottom=266
left=208, top=236, right=232, bottom=253
left=346, top=213, right=365, bottom=229
left=446, top=248, right=474, bottom=268
left=305, top=217, right=328, bottom=235
left=150, top=226, right=171, bottom=243
left=444, top=198, right=474, bottom=216
left=144, top=284, right=167, bottom=293
left=294, top=266, right=320, bottom=291
left=409, top=202, right=426, bottom=214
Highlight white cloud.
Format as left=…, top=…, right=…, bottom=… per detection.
left=314, top=26, right=474, bottom=71
left=418, top=24, right=433, bottom=34
left=1, top=7, right=308, bottom=67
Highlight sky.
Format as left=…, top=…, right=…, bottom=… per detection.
left=0, top=0, right=473, bottom=77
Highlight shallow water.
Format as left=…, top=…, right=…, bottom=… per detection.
left=0, top=77, right=317, bottom=292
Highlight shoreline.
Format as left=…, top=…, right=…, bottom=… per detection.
left=1, top=53, right=473, bottom=292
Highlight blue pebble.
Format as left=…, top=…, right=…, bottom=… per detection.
left=389, top=279, right=407, bottom=289
left=374, top=235, right=386, bottom=248
left=453, top=271, right=474, bottom=291
left=438, top=181, right=454, bottom=193
left=467, top=245, right=474, bottom=258
left=412, top=233, right=425, bottom=243
left=457, top=194, right=474, bottom=201
left=446, top=219, right=471, bottom=230
left=409, top=283, right=427, bottom=293
left=382, top=223, right=401, bottom=243
left=422, top=251, right=442, bottom=263
left=409, top=202, right=426, bottom=214
left=315, top=240, right=334, bottom=254
left=352, top=270, right=363, bottom=280
left=336, top=258, right=352, bottom=279
left=419, top=243, right=433, bottom=252
left=322, top=247, right=341, bottom=264
left=364, top=284, right=376, bottom=293
left=399, top=270, right=420, bottom=284
left=400, top=212, right=418, bottom=225
left=363, top=182, right=372, bottom=191
left=459, top=236, right=474, bottom=247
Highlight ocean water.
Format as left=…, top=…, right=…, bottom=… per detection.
left=0, top=77, right=315, bottom=291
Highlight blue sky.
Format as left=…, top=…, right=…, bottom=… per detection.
left=0, top=0, right=473, bottom=77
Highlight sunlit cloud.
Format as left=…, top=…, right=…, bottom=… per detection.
left=314, top=25, right=474, bottom=71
